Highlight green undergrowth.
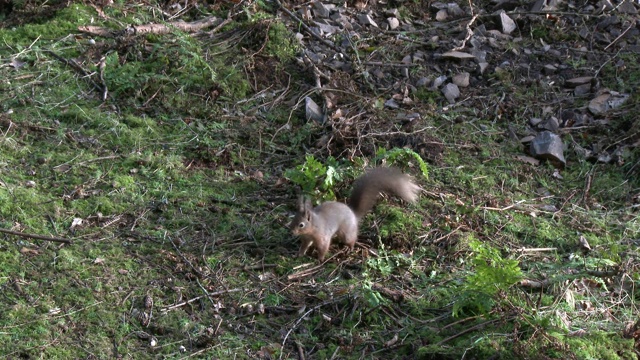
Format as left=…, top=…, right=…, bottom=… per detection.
left=0, top=1, right=638, bottom=359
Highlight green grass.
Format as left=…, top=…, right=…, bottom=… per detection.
left=0, top=0, right=639, bottom=358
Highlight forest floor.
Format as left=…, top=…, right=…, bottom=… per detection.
left=0, top=0, right=639, bottom=358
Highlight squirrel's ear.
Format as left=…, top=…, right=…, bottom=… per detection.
left=296, top=195, right=305, bottom=212
left=303, top=198, right=313, bottom=219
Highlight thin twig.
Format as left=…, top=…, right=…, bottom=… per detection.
left=160, top=288, right=242, bottom=313
left=354, top=126, right=435, bottom=138
left=0, top=228, right=72, bottom=244
left=604, top=21, right=634, bottom=51
left=75, top=155, right=122, bottom=166
left=279, top=295, right=349, bottom=360
left=453, top=14, right=479, bottom=51
left=361, top=61, right=420, bottom=67
left=44, top=49, right=106, bottom=97
left=514, top=247, right=557, bottom=252
left=437, top=318, right=501, bottom=345
left=481, top=200, right=526, bottom=211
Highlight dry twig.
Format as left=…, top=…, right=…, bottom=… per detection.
left=279, top=295, right=349, bottom=359
left=0, top=228, right=72, bottom=244
left=160, top=288, right=243, bottom=313
left=44, top=49, right=106, bottom=98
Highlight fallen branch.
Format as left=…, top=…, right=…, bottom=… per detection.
left=514, top=247, right=557, bottom=252
left=78, top=17, right=222, bottom=37
left=0, top=228, right=72, bottom=244
left=519, top=278, right=551, bottom=289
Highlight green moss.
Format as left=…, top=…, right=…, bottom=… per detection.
left=0, top=5, right=94, bottom=45
left=264, top=21, right=299, bottom=62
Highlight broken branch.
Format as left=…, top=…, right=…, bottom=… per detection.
left=0, top=228, right=72, bottom=244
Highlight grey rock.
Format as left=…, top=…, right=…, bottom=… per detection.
left=548, top=49, right=562, bottom=57
left=478, top=62, right=489, bottom=74
left=357, top=13, right=378, bottom=27
left=565, top=76, right=593, bottom=87
left=618, top=0, right=637, bottom=14
left=543, top=64, right=557, bottom=75
left=305, top=97, right=325, bottom=123
left=436, top=9, right=448, bottom=21
left=330, top=13, right=352, bottom=29
left=312, top=1, right=332, bottom=18
left=431, top=2, right=448, bottom=10
left=452, top=72, right=470, bottom=87
left=387, top=17, right=400, bottom=30
left=469, top=38, right=482, bottom=48
left=574, top=83, right=591, bottom=97
left=500, top=11, right=517, bottom=34
left=372, top=68, right=386, bottom=79
left=312, top=21, right=340, bottom=36
left=304, top=49, right=324, bottom=63
left=530, top=0, right=545, bottom=11
left=530, top=131, right=566, bottom=167
left=607, top=92, right=630, bottom=109
left=413, top=51, right=426, bottom=62
left=573, top=143, right=592, bottom=160
left=540, top=204, right=559, bottom=212
left=416, top=77, right=431, bottom=87
left=579, top=27, right=590, bottom=39
left=588, top=93, right=610, bottom=115
left=431, top=75, right=447, bottom=89
left=384, top=98, right=400, bottom=109
left=597, top=15, right=619, bottom=29
left=385, top=8, right=400, bottom=17
left=447, top=3, right=466, bottom=17
left=597, top=152, right=612, bottom=163
left=520, top=135, right=536, bottom=143
left=541, top=116, right=559, bottom=132
left=442, top=83, right=460, bottom=104
left=441, top=51, right=475, bottom=59
left=473, top=24, right=487, bottom=36
left=396, top=112, right=421, bottom=121
left=471, top=49, right=487, bottom=62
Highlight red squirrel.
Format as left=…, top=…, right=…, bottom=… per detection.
left=290, top=167, right=421, bottom=261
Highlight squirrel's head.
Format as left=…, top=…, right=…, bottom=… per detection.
left=290, top=196, right=313, bottom=235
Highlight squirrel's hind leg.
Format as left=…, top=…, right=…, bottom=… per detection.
left=343, top=227, right=357, bottom=252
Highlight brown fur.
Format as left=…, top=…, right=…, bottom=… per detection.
left=290, top=167, right=421, bottom=261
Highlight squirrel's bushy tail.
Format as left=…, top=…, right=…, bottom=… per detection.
left=348, top=167, right=421, bottom=220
